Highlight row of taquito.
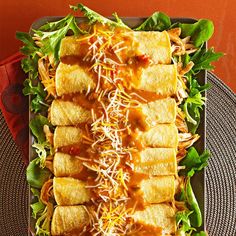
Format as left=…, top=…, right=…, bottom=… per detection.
left=51, top=204, right=176, bottom=235
left=56, top=31, right=176, bottom=97
left=50, top=31, right=177, bottom=235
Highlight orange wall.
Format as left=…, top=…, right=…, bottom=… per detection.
left=0, top=0, right=235, bottom=92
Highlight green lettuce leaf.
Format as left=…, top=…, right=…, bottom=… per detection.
left=26, top=159, right=51, bottom=188
left=176, top=210, right=195, bottom=235
left=34, top=14, right=83, bottom=62
left=30, top=188, right=45, bottom=219
left=16, top=32, right=39, bottom=81
left=180, top=19, right=214, bottom=47
left=16, top=32, right=38, bottom=56
left=71, top=3, right=129, bottom=29
left=183, top=91, right=205, bottom=125
left=185, top=178, right=202, bottom=227
left=29, top=115, right=51, bottom=143
left=134, top=12, right=171, bottom=31
left=193, top=231, right=208, bottom=236
left=179, top=147, right=210, bottom=177
left=30, top=187, right=53, bottom=236
left=33, top=142, right=53, bottom=168
left=30, top=115, right=53, bottom=168
left=182, top=75, right=210, bottom=133
left=35, top=202, right=53, bottom=236
left=21, top=57, right=38, bottom=80
left=23, top=79, right=47, bottom=113
left=17, top=14, right=85, bottom=114
left=31, top=201, right=45, bottom=219
left=191, top=47, right=224, bottom=73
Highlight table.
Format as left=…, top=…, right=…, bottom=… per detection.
left=0, top=0, right=235, bottom=92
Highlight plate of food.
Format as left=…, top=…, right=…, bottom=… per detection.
left=16, top=3, right=223, bottom=236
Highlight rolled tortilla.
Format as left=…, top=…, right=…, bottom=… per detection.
left=140, top=176, right=175, bottom=203
left=54, top=126, right=83, bottom=149
left=130, top=31, right=172, bottom=64
left=134, top=148, right=177, bottom=176
left=60, top=31, right=171, bottom=64
left=53, top=152, right=83, bottom=178
left=50, top=99, right=91, bottom=126
left=59, top=36, right=86, bottom=58
left=53, top=177, right=90, bottom=205
left=137, top=64, right=177, bottom=97
left=55, top=62, right=96, bottom=96
left=53, top=175, right=174, bottom=206
left=139, top=124, right=178, bottom=148
left=132, top=204, right=176, bottom=234
left=51, top=205, right=89, bottom=235
left=141, top=98, right=176, bottom=125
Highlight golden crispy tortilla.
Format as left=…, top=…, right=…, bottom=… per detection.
left=53, top=126, right=83, bottom=149
left=53, top=177, right=90, bottom=205
left=135, top=148, right=177, bottom=176
left=53, top=152, right=83, bottom=178
left=132, top=204, right=176, bottom=234
left=141, top=98, right=176, bottom=125
left=50, top=99, right=91, bottom=126
left=51, top=205, right=89, bottom=235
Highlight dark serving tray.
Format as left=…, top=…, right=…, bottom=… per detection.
left=29, top=16, right=206, bottom=235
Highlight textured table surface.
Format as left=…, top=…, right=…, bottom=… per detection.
left=0, top=73, right=235, bottom=236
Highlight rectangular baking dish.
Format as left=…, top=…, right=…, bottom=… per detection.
left=28, top=16, right=206, bottom=235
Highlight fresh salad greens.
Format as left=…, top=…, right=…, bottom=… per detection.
left=26, top=159, right=51, bottom=188
left=179, top=19, right=214, bottom=47
left=71, top=4, right=129, bottom=29
left=179, top=147, right=210, bottom=177
left=31, top=187, right=53, bottom=236
left=191, top=47, right=224, bottom=72
left=176, top=210, right=195, bottom=235
left=16, top=15, right=85, bottom=112
left=17, top=3, right=223, bottom=236
left=134, top=12, right=171, bottom=31
left=29, top=115, right=52, bottom=143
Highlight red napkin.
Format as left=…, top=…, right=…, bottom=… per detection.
left=0, top=52, right=29, bottom=164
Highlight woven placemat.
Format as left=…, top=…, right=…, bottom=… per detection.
left=0, top=72, right=235, bottom=236
left=205, top=72, right=236, bottom=235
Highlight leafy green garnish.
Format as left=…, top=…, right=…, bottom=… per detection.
left=134, top=12, right=171, bottom=31
left=17, top=14, right=85, bottom=113
left=176, top=210, right=195, bottom=235
left=183, top=87, right=205, bottom=128
left=178, top=178, right=203, bottom=229
left=180, top=147, right=210, bottom=177
left=31, top=201, right=45, bottom=220
left=23, top=79, right=47, bottom=113
left=30, top=188, right=45, bottom=219
left=30, top=115, right=53, bottom=168
left=71, top=3, right=129, bottom=29
left=30, top=181, right=53, bottom=236
left=191, top=47, right=224, bottom=73
left=21, top=56, right=39, bottom=80
left=180, top=19, right=214, bottom=47
left=185, top=178, right=202, bottom=227
left=30, top=177, right=53, bottom=236
left=178, top=47, right=222, bottom=134
left=35, top=202, right=53, bottom=236
left=29, top=115, right=51, bottom=143
left=182, top=75, right=210, bottom=133
left=33, top=142, right=53, bottom=168
left=26, top=159, right=51, bottom=188
left=16, top=32, right=39, bottom=56
left=34, top=14, right=83, bottom=62
left=193, top=231, right=208, bottom=236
